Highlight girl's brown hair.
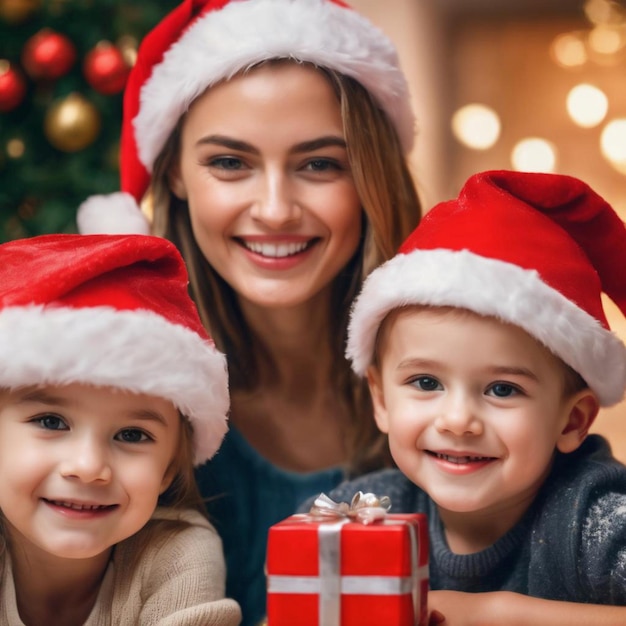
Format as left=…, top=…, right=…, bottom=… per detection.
left=150, top=61, right=421, bottom=474
left=124, top=413, right=207, bottom=570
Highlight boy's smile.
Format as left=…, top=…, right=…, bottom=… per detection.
left=368, top=306, right=593, bottom=543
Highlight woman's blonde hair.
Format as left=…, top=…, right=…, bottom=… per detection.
left=150, top=61, right=421, bottom=474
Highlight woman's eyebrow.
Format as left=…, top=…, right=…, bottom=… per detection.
left=290, top=136, right=347, bottom=154
left=196, top=134, right=259, bottom=154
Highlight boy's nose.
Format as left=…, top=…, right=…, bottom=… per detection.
left=434, top=392, right=483, bottom=437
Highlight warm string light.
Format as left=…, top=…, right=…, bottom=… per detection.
left=450, top=0, right=625, bottom=176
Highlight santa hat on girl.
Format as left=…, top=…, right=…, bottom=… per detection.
left=347, top=169, right=626, bottom=406
left=0, top=233, right=229, bottom=464
left=77, top=0, right=415, bottom=235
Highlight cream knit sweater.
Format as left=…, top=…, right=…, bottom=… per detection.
left=0, top=508, right=242, bottom=625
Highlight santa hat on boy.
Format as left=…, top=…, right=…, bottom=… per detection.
left=347, top=170, right=626, bottom=407
left=77, top=0, right=415, bottom=235
left=0, top=234, right=228, bottom=464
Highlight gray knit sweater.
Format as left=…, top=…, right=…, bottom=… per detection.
left=302, top=435, right=626, bottom=604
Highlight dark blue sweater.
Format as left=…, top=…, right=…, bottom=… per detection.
left=303, top=435, right=626, bottom=604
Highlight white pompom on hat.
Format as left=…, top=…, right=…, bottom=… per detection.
left=77, top=0, right=415, bottom=235
left=347, top=170, right=626, bottom=407
left=0, top=233, right=229, bottom=464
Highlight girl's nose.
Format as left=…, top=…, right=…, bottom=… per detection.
left=59, top=436, right=112, bottom=483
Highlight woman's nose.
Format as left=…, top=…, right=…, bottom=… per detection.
left=250, top=171, right=302, bottom=228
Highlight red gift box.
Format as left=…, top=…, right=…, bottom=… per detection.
left=266, top=504, right=428, bottom=626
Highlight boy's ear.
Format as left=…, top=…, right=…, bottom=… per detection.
left=556, top=389, right=600, bottom=454
left=167, top=163, right=187, bottom=200
left=366, top=365, right=390, bottom=434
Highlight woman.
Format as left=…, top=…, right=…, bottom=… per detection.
left=78, top=1, right=421, bottom=623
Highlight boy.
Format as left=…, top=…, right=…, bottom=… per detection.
left=317, top=170, right=626, bottom=624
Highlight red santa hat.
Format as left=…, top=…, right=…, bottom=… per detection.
left=77, top=0, right=415, bottom=235
left=347, top=170, right=626, bottom=407
left=0, top=233, right=229, bottom=464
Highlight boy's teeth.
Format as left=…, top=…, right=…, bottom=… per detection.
left=245, top=241, right=308, bottom=258
left=435, top=453, right=488, bottom=464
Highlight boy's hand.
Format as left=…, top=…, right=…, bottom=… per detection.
left=427, top=590, right=503, bottom=626
left=427, top=589, right=626, bottom=625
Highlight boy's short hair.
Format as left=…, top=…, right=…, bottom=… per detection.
left=371, top=305, right=588, bottom=399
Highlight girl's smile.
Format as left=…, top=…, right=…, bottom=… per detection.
left=0, top=384, right=180, bottom=561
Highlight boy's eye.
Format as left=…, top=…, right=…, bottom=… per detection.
left=410, top=376, right=442, bottom=392
left=487, top=383, right=518, bottom=398
left=115, top=429, right=151, bottom=444
left=34, top=414, right=68, bottom=430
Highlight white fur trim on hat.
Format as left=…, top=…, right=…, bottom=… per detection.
left=0, top=306, right=228, bottom=464
left=77, top=192, right=151, bottom=235
left=135, top=0, right=415, bottom=171
left=347, top=248, right=626, bottom=406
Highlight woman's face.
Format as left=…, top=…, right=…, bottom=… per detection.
left=169, top=63, right=362, bottom=311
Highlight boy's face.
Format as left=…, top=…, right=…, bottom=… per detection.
left=368, top=307, right=597, bottom=522
left=0, top=383, right=180, bottom=562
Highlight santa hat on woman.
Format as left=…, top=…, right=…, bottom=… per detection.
left=0, top=233, right=229, bottom=464
left=77, top=0, right=415, bottom=235
left=347, top=170, right=626, bottom=407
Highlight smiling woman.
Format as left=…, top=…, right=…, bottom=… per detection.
left=76, top=1, right=422, bottom=624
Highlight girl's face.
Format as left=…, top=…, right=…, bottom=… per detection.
left=169, top=62, right=362, bottom=311
left=0, top=384, right=180, bottom=561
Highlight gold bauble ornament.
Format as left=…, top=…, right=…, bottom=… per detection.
left=0, top=0, right=41, bottom=24
left=44, top=93, right=101, bottom=152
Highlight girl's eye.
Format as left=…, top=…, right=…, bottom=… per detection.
left=115, top=429, right=151, bottom=444
left=487, top=382, right=519, bottom=398
left=34, top=414, right=68, bottom=431
left=410, top=376, right=442, bottom=392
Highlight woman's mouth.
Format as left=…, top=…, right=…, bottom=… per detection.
left=238, top=238, right=317, bottom=259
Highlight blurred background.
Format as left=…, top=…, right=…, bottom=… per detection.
left=1, top=0, right=625, bottom=457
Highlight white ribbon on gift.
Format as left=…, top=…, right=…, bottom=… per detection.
left=267, top=492, right=428, bottom=626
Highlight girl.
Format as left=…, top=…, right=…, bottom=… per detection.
left=0, top=233, right=241, bottom=625
left=77, top=1, right=422, bottom=622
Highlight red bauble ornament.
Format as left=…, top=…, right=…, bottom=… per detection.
left=83, top=42, right=130, bottom=95
left=22, top=29, right=76, bottom=80
left=0, top=61, right=26, bottom=112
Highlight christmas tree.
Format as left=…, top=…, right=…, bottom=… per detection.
left=0, top=0, right=178, bottom=242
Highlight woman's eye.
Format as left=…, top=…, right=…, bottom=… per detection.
left=410, top=376, right=442, bottom=392
left=208, top=156, right=244, bottom=170
left=488, top=383, right=518, bottom=398
left=305, top=158, right=341, bottom=172
left=34, top=414, right=68, bottom=430
left=116, top=429, right=150, bottom=444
